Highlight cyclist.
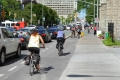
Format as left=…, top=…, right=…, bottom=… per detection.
left=77, top=25, right=82, bottom=38
left=56, top=27, right=66, bottom=49
left=27, top=29, right=45, bottom=71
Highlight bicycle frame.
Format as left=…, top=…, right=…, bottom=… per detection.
left=29, top=53, right=35, bottom=76
left=57, top=41, right=63, bottom=56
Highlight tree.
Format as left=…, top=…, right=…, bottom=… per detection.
left=77, top=0, right=97, bottom=23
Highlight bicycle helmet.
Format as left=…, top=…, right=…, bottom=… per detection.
left=32, top=28, right=38, bottom=33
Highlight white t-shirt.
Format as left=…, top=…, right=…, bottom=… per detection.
left=57, top=31, right=64, bottom=38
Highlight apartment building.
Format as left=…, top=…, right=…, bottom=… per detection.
left=18, top=0, right=76, bottom=18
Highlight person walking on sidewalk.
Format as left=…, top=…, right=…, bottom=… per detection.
left=94, top=26, right=97, bottom=35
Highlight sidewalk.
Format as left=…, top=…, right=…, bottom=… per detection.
left=59, top=34, right=120, bottom=80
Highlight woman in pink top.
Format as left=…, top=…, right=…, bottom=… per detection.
left=94, top=26, right=97, bottom=35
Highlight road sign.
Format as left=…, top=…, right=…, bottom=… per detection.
left=95, top=18, right=99, bottom=23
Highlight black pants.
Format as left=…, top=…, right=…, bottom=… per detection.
left=27, top=47, right=40, bottom=63
left=28, top=47, right=40, bottom=54
left=94, top=30, right=96, bottom=35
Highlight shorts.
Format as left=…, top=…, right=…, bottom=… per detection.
left=27, top=47, right=40, bottom=54
left=57, top=37, right=65, bottom=44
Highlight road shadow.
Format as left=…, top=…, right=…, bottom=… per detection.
left=0, top=54, right=26, bottom=67
left=61, top=52, right=71, bottom=56
left=67, top=74, right=120, bottom=78
left=37, top=66, right=54, bottom=74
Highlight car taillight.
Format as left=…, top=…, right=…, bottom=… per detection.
left=41, top=34, right=46, bottom=36
left=20, top=38, right=24, bottom=42
left=54, top=32, right=57, bottom=34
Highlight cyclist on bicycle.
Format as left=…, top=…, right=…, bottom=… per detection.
left=27, top=29, right=45, bottom=71
left=56, top=27, right=66, bottom=49
left=77, top=25, right=82, bottom=36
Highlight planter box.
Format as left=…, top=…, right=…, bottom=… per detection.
left=99, top=36, right=104, bottom=39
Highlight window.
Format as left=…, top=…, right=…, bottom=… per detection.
left=16, top=23, right=20, bottom=26
left=1, top=28, right=9, bottom=38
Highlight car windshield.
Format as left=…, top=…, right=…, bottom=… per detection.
left=38, top=29, right=46, bottom=34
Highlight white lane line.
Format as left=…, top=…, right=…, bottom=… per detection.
left=21, top=61, right=25, bottom=64
left=42, top=50, right=45, bottom=52
left=0, top=74, right=4, bottom=77
left=8, top=66, right=17, bottom=71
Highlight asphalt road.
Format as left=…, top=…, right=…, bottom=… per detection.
left=0, top=30, right=79, bottom=80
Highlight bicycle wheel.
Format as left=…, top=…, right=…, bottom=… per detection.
left=78, top=34, right=80, bottom=39
left=58, top=43, right=61, bottom=56
left=29, top=58, right=35, bottom=76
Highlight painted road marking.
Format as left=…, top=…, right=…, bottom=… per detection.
left=8, top=66, right=17, bottom=71
left=21, top=61, right=25, bottom=64
left=0, top=74, right=4, bottom=77
left=42, top=50, right=45, bottom=52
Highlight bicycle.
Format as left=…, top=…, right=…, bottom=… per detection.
left=77, top=32, right=81, bottom=39
left=29, top=53, right=36, bottom=76
left=57, top=38, right=63, bottom=56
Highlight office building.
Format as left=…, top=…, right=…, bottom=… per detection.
left=18, top=0, right=77, bottom=18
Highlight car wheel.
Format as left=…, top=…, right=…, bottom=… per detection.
left=15, top=46, right=21, bottom=58
left=46, top=37, right=48, bottom=43
left=0, top=50, right=5, bottom=65
left=24, top=42, right=28, bottom=50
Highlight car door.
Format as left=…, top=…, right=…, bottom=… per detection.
left=46, top=30, right=51, bottom=40
left=1, top=28, right=13, bottom=54
left=9, top=31, right=18, bottom=52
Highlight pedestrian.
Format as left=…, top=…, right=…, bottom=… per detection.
left=94, top=26, right=97, bottom=35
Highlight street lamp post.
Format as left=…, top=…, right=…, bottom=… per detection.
left=31, top=0, right=32, bottom=25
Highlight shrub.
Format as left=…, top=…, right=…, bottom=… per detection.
left=103, top=37, right=114, bottom=46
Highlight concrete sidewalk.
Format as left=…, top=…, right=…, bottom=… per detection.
left=59, top=34, right=120, bottom=80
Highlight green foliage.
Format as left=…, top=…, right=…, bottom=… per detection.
left=103, top=37, right=120, bottom=46
left=77, top=0, right=98, bottom=23
left=1, top=0, right=59, bottom=27
left=103, top=37, right=114, bottom=46
left=98, top=33, right=104, bottom=37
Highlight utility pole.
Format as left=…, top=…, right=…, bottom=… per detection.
left=94, top=0, right=95, bottom=27
left=31, top=0, right=32, bottom=25
left=42, top=0, right=44, bottom=26
left=97, top=0, right=99, bottom=30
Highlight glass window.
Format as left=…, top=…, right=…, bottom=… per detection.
left=1, top=28, right=9, bottom=38
left=16, top=23, right=20, bottom=26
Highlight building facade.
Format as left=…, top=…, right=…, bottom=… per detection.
left=99, top=0, right=120, bottom=40
left=18, top=0, right=76, bottom=18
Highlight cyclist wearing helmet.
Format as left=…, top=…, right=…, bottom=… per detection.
left=27, top=29, right=45, bottom=71
left=56, top=27, right=66, bottom=49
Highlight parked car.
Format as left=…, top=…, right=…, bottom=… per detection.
left=18, top=34, right=30, bottom=49
left=26, top=25, right=36, bottom=30
left=36, top=26, right=45, bottom=29
left=19, top=28, right=32, bottom=35
left=0, top=27, right=21, bottom=65
left=16, top=28, right=31, bottom=49
left=38, top=29, right=52, bottom=42
left=47, top=28, right=60, bottom=39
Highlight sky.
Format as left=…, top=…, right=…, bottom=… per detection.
left=78, top=9, right=86, bottom=19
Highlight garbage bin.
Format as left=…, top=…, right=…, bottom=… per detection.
left=105, top=32, right=108, bottom=38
